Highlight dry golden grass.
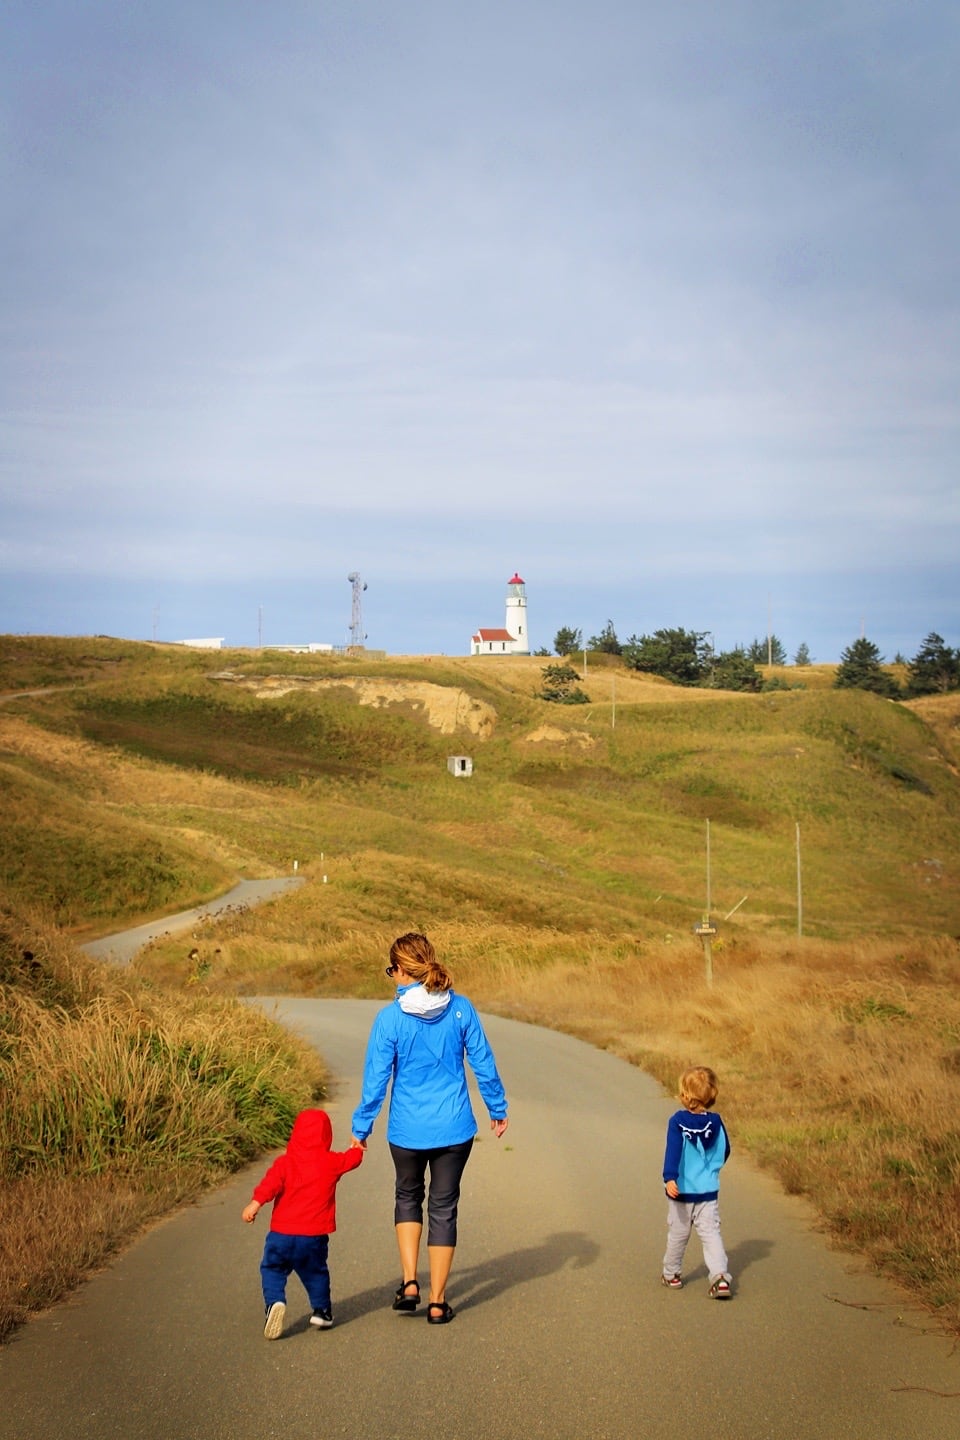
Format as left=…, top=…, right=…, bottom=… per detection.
left=0, top=911, right=326, bottom=1342
left=0, top=1174, right=188, bottom=1340
left=445, top=653, right=772, bottom=703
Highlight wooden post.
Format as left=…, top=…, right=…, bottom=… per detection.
left=702, top=929, right=713, bottom=987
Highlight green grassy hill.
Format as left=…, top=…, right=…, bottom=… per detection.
left=2, top=636, right=956, bottom=944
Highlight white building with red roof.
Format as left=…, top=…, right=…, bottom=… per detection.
left=471, top=573, right=530, bottom=656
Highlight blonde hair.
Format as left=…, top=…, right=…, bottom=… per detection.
left=679, top=1065, right=719, bottom=1112
left=390, top=933, right=453, bottom=994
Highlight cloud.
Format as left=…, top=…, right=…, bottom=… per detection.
left=1, top=2, right=957, bottom=659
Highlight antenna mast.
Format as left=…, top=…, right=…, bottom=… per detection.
left=347, top=572, right=367, bottom=648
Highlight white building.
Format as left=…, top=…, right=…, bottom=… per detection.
left=263, top=643, right=334, bottom=654
left=471, top=572, right=530, bottom=655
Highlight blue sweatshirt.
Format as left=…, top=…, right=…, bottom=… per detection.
left=351, top=985, right=508, bottom=1149
left=662, top=1108, right=730, bottom=1202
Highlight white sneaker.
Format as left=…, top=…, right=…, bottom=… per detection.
left=264, top=1301, right=286, bottom=1338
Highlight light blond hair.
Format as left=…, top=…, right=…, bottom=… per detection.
left=679, top=1065, right=719, bottom=1113
left=390, top=933, right=453, bottom=993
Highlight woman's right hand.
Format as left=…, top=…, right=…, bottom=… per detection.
left=490, top=1118, right=509, bottom=1139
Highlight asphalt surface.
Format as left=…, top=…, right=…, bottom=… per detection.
left=2, top=998, right=958, bottom=1440
left=79, top=877, right=305, bottom=964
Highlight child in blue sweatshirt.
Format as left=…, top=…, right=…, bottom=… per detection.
left=661, top=1065, right=733, bottom=1298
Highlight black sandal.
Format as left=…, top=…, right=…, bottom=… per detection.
left=427, top=1301, right=455, bottom=1325
left=392, top=1280, right=420, bottom=1312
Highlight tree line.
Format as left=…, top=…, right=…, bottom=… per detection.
left=539, top=623, right=959, bottom=699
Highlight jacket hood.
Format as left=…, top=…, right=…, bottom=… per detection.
left=396, top=983, right=452, bottom=1022
left=287, top=1108, right=333, bottom=1153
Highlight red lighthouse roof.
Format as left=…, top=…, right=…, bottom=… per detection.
left=507, top=572, right=525, bottom=585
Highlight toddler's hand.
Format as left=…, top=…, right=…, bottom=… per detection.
left=242, top=1201, right=260, bottom=1223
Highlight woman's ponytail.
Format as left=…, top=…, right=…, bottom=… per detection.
left=389, top=933, right=453, bottom=993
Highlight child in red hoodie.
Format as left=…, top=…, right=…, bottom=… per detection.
left=242, top=1108, right=363, bottom=1338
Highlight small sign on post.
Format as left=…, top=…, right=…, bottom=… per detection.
left=693, top=918, right=718, bottom=987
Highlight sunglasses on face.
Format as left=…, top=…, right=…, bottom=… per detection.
left=385, top=963, right=398, bottom=976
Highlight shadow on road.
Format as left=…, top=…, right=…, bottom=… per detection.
left=289, top=1230, right=600, bottom=1332
left=678, top=1236, right=775, bottom=1286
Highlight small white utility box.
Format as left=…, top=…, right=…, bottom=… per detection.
left=447, top=756, right=473, bottom=777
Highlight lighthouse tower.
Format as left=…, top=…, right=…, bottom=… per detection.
left=505, top=572, right=530, bottom=654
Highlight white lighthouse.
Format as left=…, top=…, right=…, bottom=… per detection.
left=470, top=571, right=531, bottom=655
left=504, top=572, right=529, bottom=654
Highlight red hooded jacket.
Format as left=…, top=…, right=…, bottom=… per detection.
left=251, top=1109, right=363, bottom=1236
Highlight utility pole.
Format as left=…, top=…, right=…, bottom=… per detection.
left=796, top=821, right=803, bottom=937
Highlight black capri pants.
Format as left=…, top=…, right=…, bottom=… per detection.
left=389, top=1139, right=474, bottom=1247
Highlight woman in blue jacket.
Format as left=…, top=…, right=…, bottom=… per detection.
left=351, top=932, right=508, bottom=1325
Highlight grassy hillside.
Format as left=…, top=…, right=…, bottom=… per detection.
left=2, top=635, right=959, bottom=1334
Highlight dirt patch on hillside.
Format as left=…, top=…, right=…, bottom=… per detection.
left=213, top=674, right=497, bottom=739
left=523, top=725, right=596, bottom=749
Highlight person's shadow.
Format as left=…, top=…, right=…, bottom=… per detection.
left=452, top=1230, right=600, bottom=1314
left=282, top=1231, right=599, bottom=1333
left=678, top=1236, right=774, bottom=1286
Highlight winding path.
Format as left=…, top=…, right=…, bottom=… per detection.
left=79, top=877, right=305, bottom=964
left=1, top=998, right=957, bottom=1439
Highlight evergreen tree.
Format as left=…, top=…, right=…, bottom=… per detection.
left=622, top=628, right=708, bottom=686
left=907, top=633, right=959, bottom=695
left=553, top=626, right=582, bottom=657
left=706, top=648, right=762, bottom=692
left=537, top=663, right=590, bottom=704
left=587, top=619, right=622, bottom=655
left=746, top=635, right=787, bottom=665
left=793, top=642, right=811, bottom=666
left=834, top=638, right=901, bottom=697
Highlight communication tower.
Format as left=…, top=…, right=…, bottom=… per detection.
left=347, top=572, right=367, bottom=648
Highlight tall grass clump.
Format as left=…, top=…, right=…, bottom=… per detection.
left=0, top=909, right=325, bottom=1342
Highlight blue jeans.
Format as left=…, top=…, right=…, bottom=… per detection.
left=260, top=1231, right=331, bottom=1311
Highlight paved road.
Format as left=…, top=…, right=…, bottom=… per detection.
left=80, top=878, right=305, bottom=964
left=1, top=999, right=958, bottom=1440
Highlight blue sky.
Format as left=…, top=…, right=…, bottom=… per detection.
left=2, top=2, right=957, bottom=662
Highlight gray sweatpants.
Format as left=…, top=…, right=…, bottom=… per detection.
left=662, top=1197, right=731, bottom=1283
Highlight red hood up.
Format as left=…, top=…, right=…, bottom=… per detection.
left=287, top=1108, right=333, bottom=1154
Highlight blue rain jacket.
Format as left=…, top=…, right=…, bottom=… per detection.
left=351, top=985, right=508, bottom=1149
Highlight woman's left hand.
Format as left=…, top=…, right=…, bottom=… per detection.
left=490, top=1118, right=509, bottom=1139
